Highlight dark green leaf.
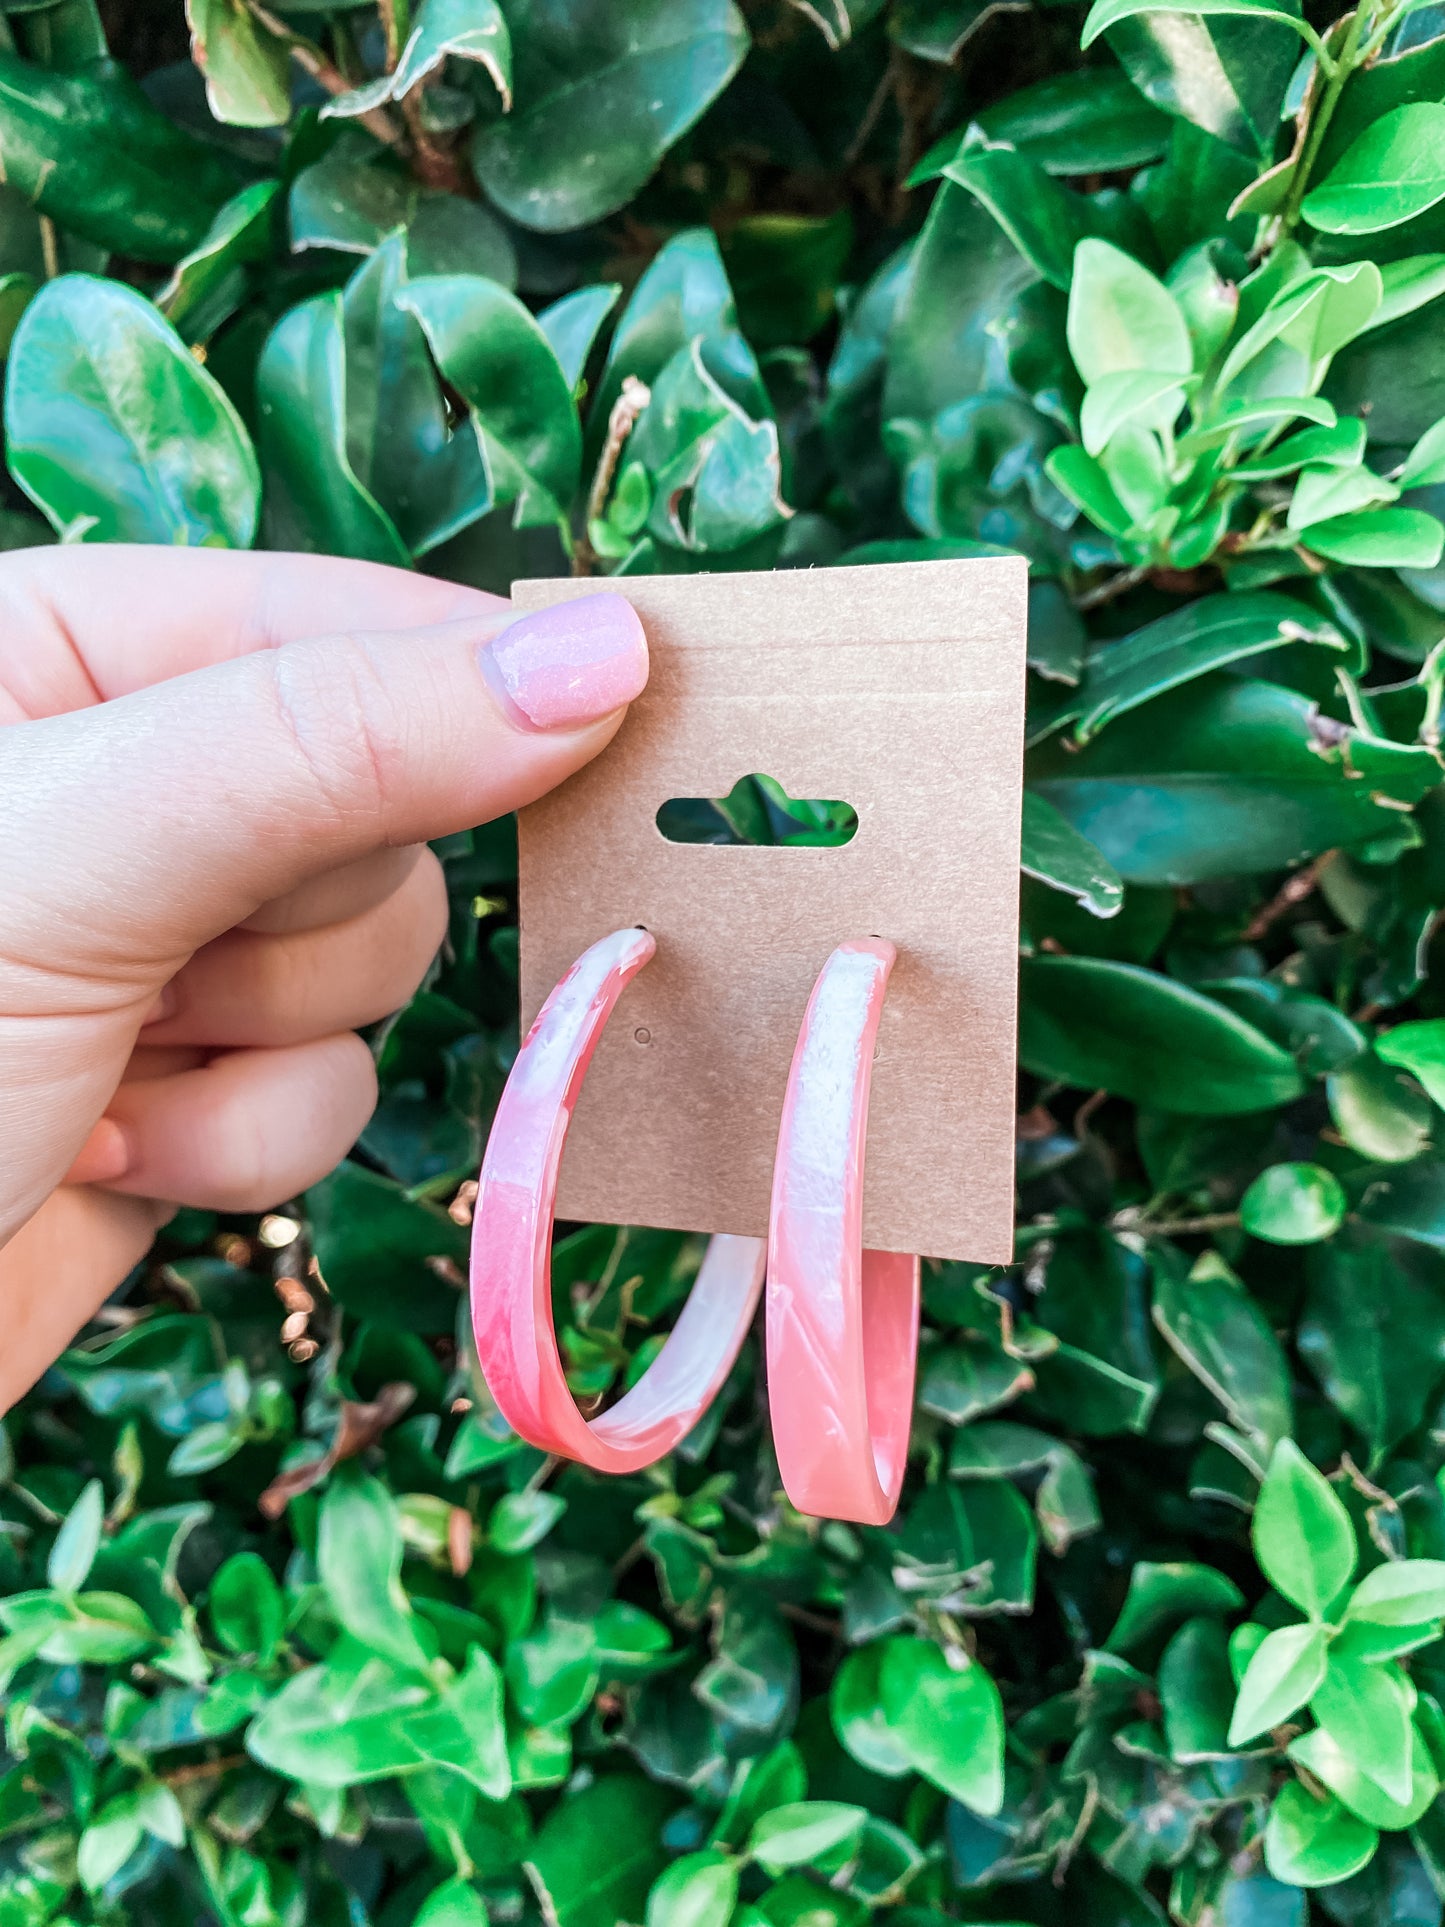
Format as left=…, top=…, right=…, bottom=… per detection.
left=306, top=1163, right=467, bottom=1332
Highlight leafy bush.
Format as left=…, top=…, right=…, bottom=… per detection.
left=14, top=0, right=1445, bottom=1920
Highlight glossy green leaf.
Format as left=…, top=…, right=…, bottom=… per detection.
left=878, top=1637, right=1005, bottom=1816
left=414, top=1878, right=491, bottom=1927
left=540, top=284, right=622, bottom=394
left=1020, top=790, right=1123, bottom=918
left=1068, top=238, right=1191, bottom=384
left=1289, top=1723, right=1439, bottom=1830
left=0, top=49, right=238, bottom=261
left=1301, top=506, right=1445, bottom=568
left=1030, top=674, right=1441, bottom=884
left=1376, top=1018, right=1445, bottom=1107
left=1028, top=591, right=1346, bottom=745
left=1019, top=954, right=1305, bottom=1111
left=256, top=292, right=411, bottom=565
left=830, top=1644, right=913, bottom=1778
left=1348, top=1558, right=1445, bottom=1625
left=208, top=1550, right=284, bottom=1664
left=1227, top=1621, right=1331, bottom=1744
left=1240, top=1163, right=1347, bottom=1245
left=1082, top=0, right=1317, bottom=55
left=1151, top=1246, right=1293, bottom=1454
left=1263, top=1781, right=1379, bottom=1888
left=399, top=274, right=580, bottom=532
left=185, top=0, right=291, bottom=127
left=1327, top=1052, right=1434, bottom=1162
left=1304, top=105, right=1445, bottom=237
left=1107, top=11, right=1304, bottom=156
left=1312, top=1653, right=1414, bottom=1802
left=307, top=1163, right=465, bottom=1330
left=1105, top=1559, right=1244, bottom=1655
left=1287, top=461, right=1399, bottom=529
left=157, top=179, right=278, bottom=345
left=1253, top=1438, right=1356, bottom=1618
left=527, top=1775, right=675, bottom=1927
left=748, top=1802, right=867, bottom=1874
left=471, top=0, right=749, bottom=232
left=1300, top=1230, right=1445, bottom=1456
left=973, top=67, right=1172, bottom=175
left=6, top=274, right=259, bottom=545
left=944, top=145, right=1100, bottom=291
left=646, top=1851, right=739, bottom=1927
left=47, top=1479, right=103, bottom=1594
left=323, top=0, right=511, bottom=117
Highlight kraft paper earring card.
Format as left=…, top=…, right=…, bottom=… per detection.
left=512, top=555, right=1028, bottom=1265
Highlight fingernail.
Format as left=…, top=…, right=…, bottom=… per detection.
left=481, top=593, right=648, bottom=733
left=141, top=983, right=178, bottom=1027
left=65, top=1118, right=133, bottom=1187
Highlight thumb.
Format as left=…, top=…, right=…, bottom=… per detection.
left=3, top=590, right=647, bottom=976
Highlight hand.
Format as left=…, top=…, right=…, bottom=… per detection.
left=0, top=545, right=646, bottom=1410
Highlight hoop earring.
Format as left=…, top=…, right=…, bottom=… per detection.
left=470, top=927, right=766, bottom=1473
left=767, top=940, right=920, bottom=1526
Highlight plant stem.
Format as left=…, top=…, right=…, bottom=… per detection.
left=247, top=0, right=404, bottom=147
left=1276, top=4, right=1371, bottom=241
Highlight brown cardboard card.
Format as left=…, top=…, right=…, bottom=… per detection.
left=514, top=556, right=1027, bottom=1264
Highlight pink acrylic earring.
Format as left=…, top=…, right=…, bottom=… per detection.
left=767, top=939, right=921, bottom=1526
left=470, top=926, right=766, bottom=1473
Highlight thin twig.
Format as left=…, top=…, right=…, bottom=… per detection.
left=1242, top=852, right=1333, bottom=942
left=246, top=0, right=404, bottom=147
left=160, top=1753, right=247, bottom=1789
left=1072, top=563, right=1151, bottom=613
left=573, top=376, right=652, bottom=577
left=1132, top=1212, right=1242, bottom=1239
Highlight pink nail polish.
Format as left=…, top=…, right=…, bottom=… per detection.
left=481, top=592, right=648, bottom=732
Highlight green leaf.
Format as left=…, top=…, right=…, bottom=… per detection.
left=1304, top=104, right=1445, bottom=237
left=256, top=293, right=411, bottom=566
left=0, top=49, right=238, bottom=262
left=1028, top=591, right=1346, bottom=746
left=1289, top=1722, right=1439, bottom=1829
left=1240, top=1164, right=1348, bottom=1245
left=1159, top=1616, right=1237, bottom=1760
left=1107, top=11, right=1304, bottom=157
left=1348, top=1558, right=1445, bottom=1625
left=969, top=67, right=1172, bottom=176
left=1151, top=1246, right=1293, bottom=1454
left=6, top=274, right=259, bottom=546
left=1068, top=238, right=1192, bottom=385
left=1264, top=1781, right=1379, bottom=1888
left=0, top=1589, right=156, bottom=1664
left=208, top=1551, right=284, bottom=1664
left=489, top=1490, right=566, bottom=1554
left=398, top=274, right=581, bottom=532
left=830, top=1645, right=914, bottom=1778
left=527, top=1775, right=675, bottom=1927
left=1217, top=263, right=1384, bottom=401
left=471, top=0, right=749, bottom=232
left=1227, top=1621, right=1331, bottom=1744
left=185, top=0, right=292, bottom=128
left=1082, top=0, right=1317, bottom=55
left=1253, top=1438, right=1356, bottom=1618
left=540, top=284, right=622, bottom=394
left=323, top=0, right=511, bottom=117
left=1081, top=368, right=1194, bottom=456
left=47, top=1478, right=103, bottom=1594
left=1300, top=1231, right=1445, bottom=1458
left=248, top=1636, right=511, bottom=1794
left=318, top=1469, right=433, bottom=1675
left=157, top=179, right=279, bottom=345
left=1020, top=791, right=1123, bottom=918
left=1301, top=506, right=1445, bottom=569
left=1019, top=955, right=1305, bottom=1111
left=1327, top=1053, right=1434, bottom=1163
left=747, top=1802, right=867, bottom=1874
left=1311, top=1653, right=1414, bottom=1803
left=1030, top=674, right=1441, bottom=884
left=646, top=1851, right=739, bottom=1927
left=944, top=144, right=1100, bottom=291
left=1105, top=1560, right=1245, bottom=1656
left=414, top=1877, right=491, bottom=1927
left=1287, top=462, right=1399, bottom=530
left=306, top=1163, right=467, bottom=1332
left=877, top=1636, right=1005, bottom=1816
left=1376, top=1019, right=1445, bottom=1108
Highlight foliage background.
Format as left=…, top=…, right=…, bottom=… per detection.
left=14, top=0, right=1445, bottom=1920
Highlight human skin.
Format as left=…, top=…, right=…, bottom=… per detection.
left=0, top=545, right=647, bottom=1412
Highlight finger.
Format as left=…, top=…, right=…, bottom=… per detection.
left=147, top=851, right=449, bottom=1049
left=3, top=589, right=645, bottom=971
left=0, top=1188, right=172, bottom=1414
left=93, top=1034, right=378, bottom=1214
left=241, top=845, right=423, bottom=937
left=0, top=545, right=504, bottom=718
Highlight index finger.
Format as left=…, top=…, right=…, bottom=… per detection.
left=0, top=545, right=505, bottom=719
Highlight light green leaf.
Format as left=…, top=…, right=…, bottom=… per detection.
left=1240, top=1164, right=1347, bottom=1245
left=646, top=1851, right=738, bottom=1927
left=1227, top=1621, right=1331, bottom=1744
left=1263, top=1780, right=1379, bottom=1888
left=877, top=1637, right=1005, bottom=1816
left=1151, top=1247, right=1293, bottom=1454
left=1376, top=1019, right=1445, bottom=1108
left=1287, top=461, right=1398, bottom=529
left=1289, top=1722, right=1439, bottom=1830
left=414, top=1877, right=491, bottom=1927
left=1081, top=368, right=1194, bottom=456
left=1348, top=1559, right=1445, bottom=1626
left=1311, top=1653, right=1414, bottom=1802
left=1303, top=104, right=1445, bottom=237
left=1302, top=506, right=1445, bottom=568
left=185, top=0, right=292, bottom=128
left=1068, top=238, right=1192, bottom=385
left=1402, top=416, right=1445, bottom=488
left=747, top=1802, right=867, bottom=1875
left=1253, top=1438, right=1356, bottom=1618
left=1082, top=0, right=1320, bottom=57
left=6, top=275, right=259, bottom=546
left=48, top=1479, right=103, bottom=1594
left=318, top=1469, right=433, bottom=1675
